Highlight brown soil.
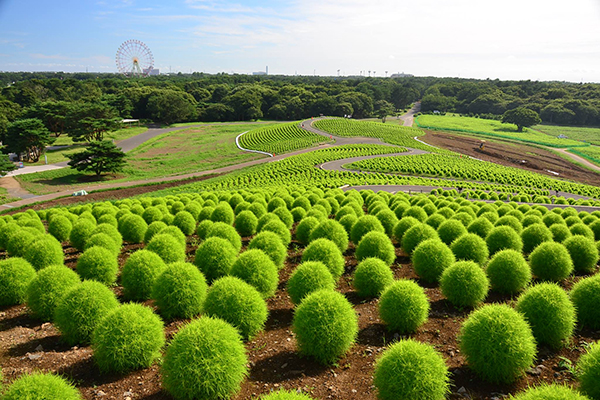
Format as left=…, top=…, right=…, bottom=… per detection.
left=1, top=233, right=598, bottom=400
left=422, top=130, right=600, bottom=187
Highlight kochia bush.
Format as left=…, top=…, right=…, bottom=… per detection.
left=570, top=274, right=600, bottom=329
left=172, top=211, right=196, bottom=236
left=437, top=219, right=467, bottom=246
left=248, top=231, right=288, bottom=269
left=119, top=214, right=148, bottom=244
left=152, top=262, right=208, bottom=320
left=379, top=280, right=429, bottom=334
left=440, top=261, right=489, bottom=308
left=486, top=226, right=523, bottom=255
left=76, top=246, right=119, bottom=285
left=301, top=238, right=345, bottom=279
left=402, top=223, right=439, bottom=255
left=412, top=239, right=455, bottom=283
left=54, top=280, right=120, bottom=345
left=0, top=257, right=37, bottom=306
left=578, top=342, right=600, bottom=400
left=355, top=231, right=396, bottom=266
left=230, top=249, right=278, bottom=298
left=486, top=249, right=531, bottom=294
left=516, top=283, right=575, bottom=349
left=521, top=223, right=553, bottom=254
left=373, top=339, right=450, bottom=400
left=146, top=233, right=186, bottom=264
left=295, top=216, right=320, bottom=245
left=309, top=219, right=349, bottom=253
left=287, top=261, right=335, bottom=305
left=48, top=215, right=73, bottom=242
left=350, top=215, right=385, bottom=244
left=92, top=303, right=165, bottom=373
left=69, top=218, right=96, bottom=251
left=161, top=316, right=248, bottom=400
left=529, top=241, right=573, bottom=281
left=194, top=237, right=237, bottom=283
left=450, top=233, right=489, bottom=266
left=459, top=304, right=536, bottom=384
left=234, top=210, right=258, bottom=237
left=27, top=265, right=81, bottom=321
left=293, top=289, right=358, bottom=364
left=203, top=276, right=268, bottom=340
left=24, top=235, right=64, bottom=271
left=563, top=235, right=599, bottom=273
left=509, top=384, right=591, bottom=400
left=353, top=257, right=394, bottom=298
left=121, top=250, right=167, bottom=301
left=2, top=372, right=82, bottom=400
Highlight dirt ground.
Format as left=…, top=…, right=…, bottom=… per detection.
left=0, top=232, right=598, bottom=400
left=422, top=130, right=600, bottom=187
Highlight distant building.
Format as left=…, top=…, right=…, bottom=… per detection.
left=390, top=72, right=414, bottom=78
left=558, top=134, right=568, bottom=139
left=252, top=71, right=267, bottom=76
left=143, top=68, right=160, bottom=76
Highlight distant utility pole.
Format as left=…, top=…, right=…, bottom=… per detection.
left=385, top=70, right=388, bottom=77
left=337, top=69, right=340, bottom=77
left=314, top=69, right=316, bottom=76
left=368, top=70, right=371, bottom=77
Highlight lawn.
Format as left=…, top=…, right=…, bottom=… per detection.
left=17, top=124, right=269, bottom=195
left=534, top=124, right=600, bottom=146
left=416, top=115, right=585, bottom=148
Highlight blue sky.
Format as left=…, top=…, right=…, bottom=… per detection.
left=1, top=0, right=600, bottom=82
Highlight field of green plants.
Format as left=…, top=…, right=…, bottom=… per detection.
left=0, top=187, right=599, bottom=399
left=536, top=124, right=600, bottom=146
left=417, top=115, right=587, bottom=148
left=239, top=122, right=328, bottom=154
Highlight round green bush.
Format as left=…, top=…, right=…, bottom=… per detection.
left=521, top=223, right=553, bottom=254
left=571, top=223, right=595, bottom=240
left=564, top=235, right=599, bottom=273
left=425, top=213, right=446, bottom=230
left=509, top=384, right=591, bottom=400
left=529, top=242, right=573, bottom=281
left=301, top=238, right=345, bottom=279
left=248, top=231, right=288, bottom=269
left=230, top=249, right=278, bottom=298
left=211, top=202, right=235, bottom=224
left=295, top=217, right=318, bottom=246
left=337, top=214, right=357, bottom=236
left=6, top=227, right=41, bottom=258
left=287, top=261, right=335, bottom=305
left=194, top=237, right=237, bottom=283
left=159, top=225, right=187, bottom=249
left=486, top=250, right=531, bottom=294
left=450, top=233, right=489, bottom=266
left=54, top=280, right=119, bottom=345
left=350, top=215, right=385, bottom=244
left=234, top=210, right=258, bottom=237
left=0, top=257, right=37, bottom=306
left=486, top=226, right=523, bottom=255
left=76, top=246, right=119, bottom=285
left=257, top=213, right=281, bottom=231
left=119, top=214, right=148, bottom=244
left=147, top=233, right=186, bottom=264
left=440, top=261, right=489, bottom=308
left=23, top=235, right=64, bottom=271
left=543, top=212, right=565, bottom=228
left=0, top=223, right=21, bottom=250
left=121, top=250, right=166, bottom=300
left=204, top=276, right=268, bottom=340
left=579, top=342, right=600, bottom=399
left=404, top=206, right=428, bottom=222
left=272, top=206, right=294, bottom=229
left=172, top=211, right=196, bottom=236
left=451, top=211, right=474, bottom=227
left=379, top=280, right=429, bottom=333
left=142, top=206, right=163, bottom=224
left=550, top=223, right=572, bottom=243
left=373, top=339, right=449, bottom=400
left=144, top=221, right=168, bottom=244
left=161, top=316, right=248, bottom=400
left=516, top=283, right=575, bottom=348
left=293, top=289, right=358, bottom=364
left=197, top=206, right=214, bottom=222
left=260, top=390, right=315, bottom=400
left=195, top=219, right=213, bottom=240
left=392, top=216, right=420, bottom=243
left=92, top=303, right=165, bottom=373
left=309, top=219, right=349, bottom=253
left=293, top=196, right=312, bottom=211
left=437, top=219, right=467, bottom=246
left=69, top=218, right=96, bottom=251
left=459, top=304, right=536, bottom=384
left=27, top=265, right=80, bottom=321
left=376, top=209, right=398, bottom=237
left=267, top=197, right=287, bottom=212
left=355, top=231, right=396, bottom=266
left=570, top=274, right=600, bottom=329
left=590, top=220, right=600, bottom=241
left=402, top=223, right=439, bottom=255
left=412, top=239, right=455, bottom=283
left=48, top=215, right=73, bottom=242
left=290, top=206, right=307, bottom=223
left=85, top=232, right=121, bottom=257
left=495, top=215, right=523, bottom=234
left=353, top=257, right=393, bottom=297
left=2, top=372, right=82, bottom=400
left=152, top=262, right=207, bottom=319
left=335, top=205, right=357, bottom=221
left=261, top=219, right=291, bottom=246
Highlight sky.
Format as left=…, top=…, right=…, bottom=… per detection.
left=1, top=0, right=600, bottom=82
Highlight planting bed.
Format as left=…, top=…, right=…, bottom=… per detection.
left=0, top=188, right=599, bottom=400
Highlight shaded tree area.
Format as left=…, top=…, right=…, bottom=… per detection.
left=1, top=72, right=600, bottom=127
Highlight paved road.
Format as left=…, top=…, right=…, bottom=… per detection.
left=552, top=147, right=600, bottom=174
left=398, top=102, right=420, bottom=127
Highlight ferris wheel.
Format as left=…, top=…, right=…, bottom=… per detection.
left=115, top=40, right=154, bottom=77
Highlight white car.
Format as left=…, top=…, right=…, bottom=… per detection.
left=72, top=190, right=88, bottom=196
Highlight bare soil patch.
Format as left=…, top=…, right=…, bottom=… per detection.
left=422, top=130, right=600, bottom=187
left=1, top=231, right=598, bottom=400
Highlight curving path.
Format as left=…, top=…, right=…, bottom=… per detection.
left=1, top=111, right=598, bottom=209
left=552, top=147, right=600, bottom=174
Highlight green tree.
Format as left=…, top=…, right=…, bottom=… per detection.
left=67, top=140, right=126, bottom=176
left=0, top=154, right=16, bottom=176
left=3, top=118, right=55, bottom=162
left=25, top=101, right=74, bottom=137
left=66, top=103, right=122, bottom=142
left=146, top=90, right=197, bottom=125
left=502, top=107, right=541, bottom=132
left=374, top=100, right=395, bottom=123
